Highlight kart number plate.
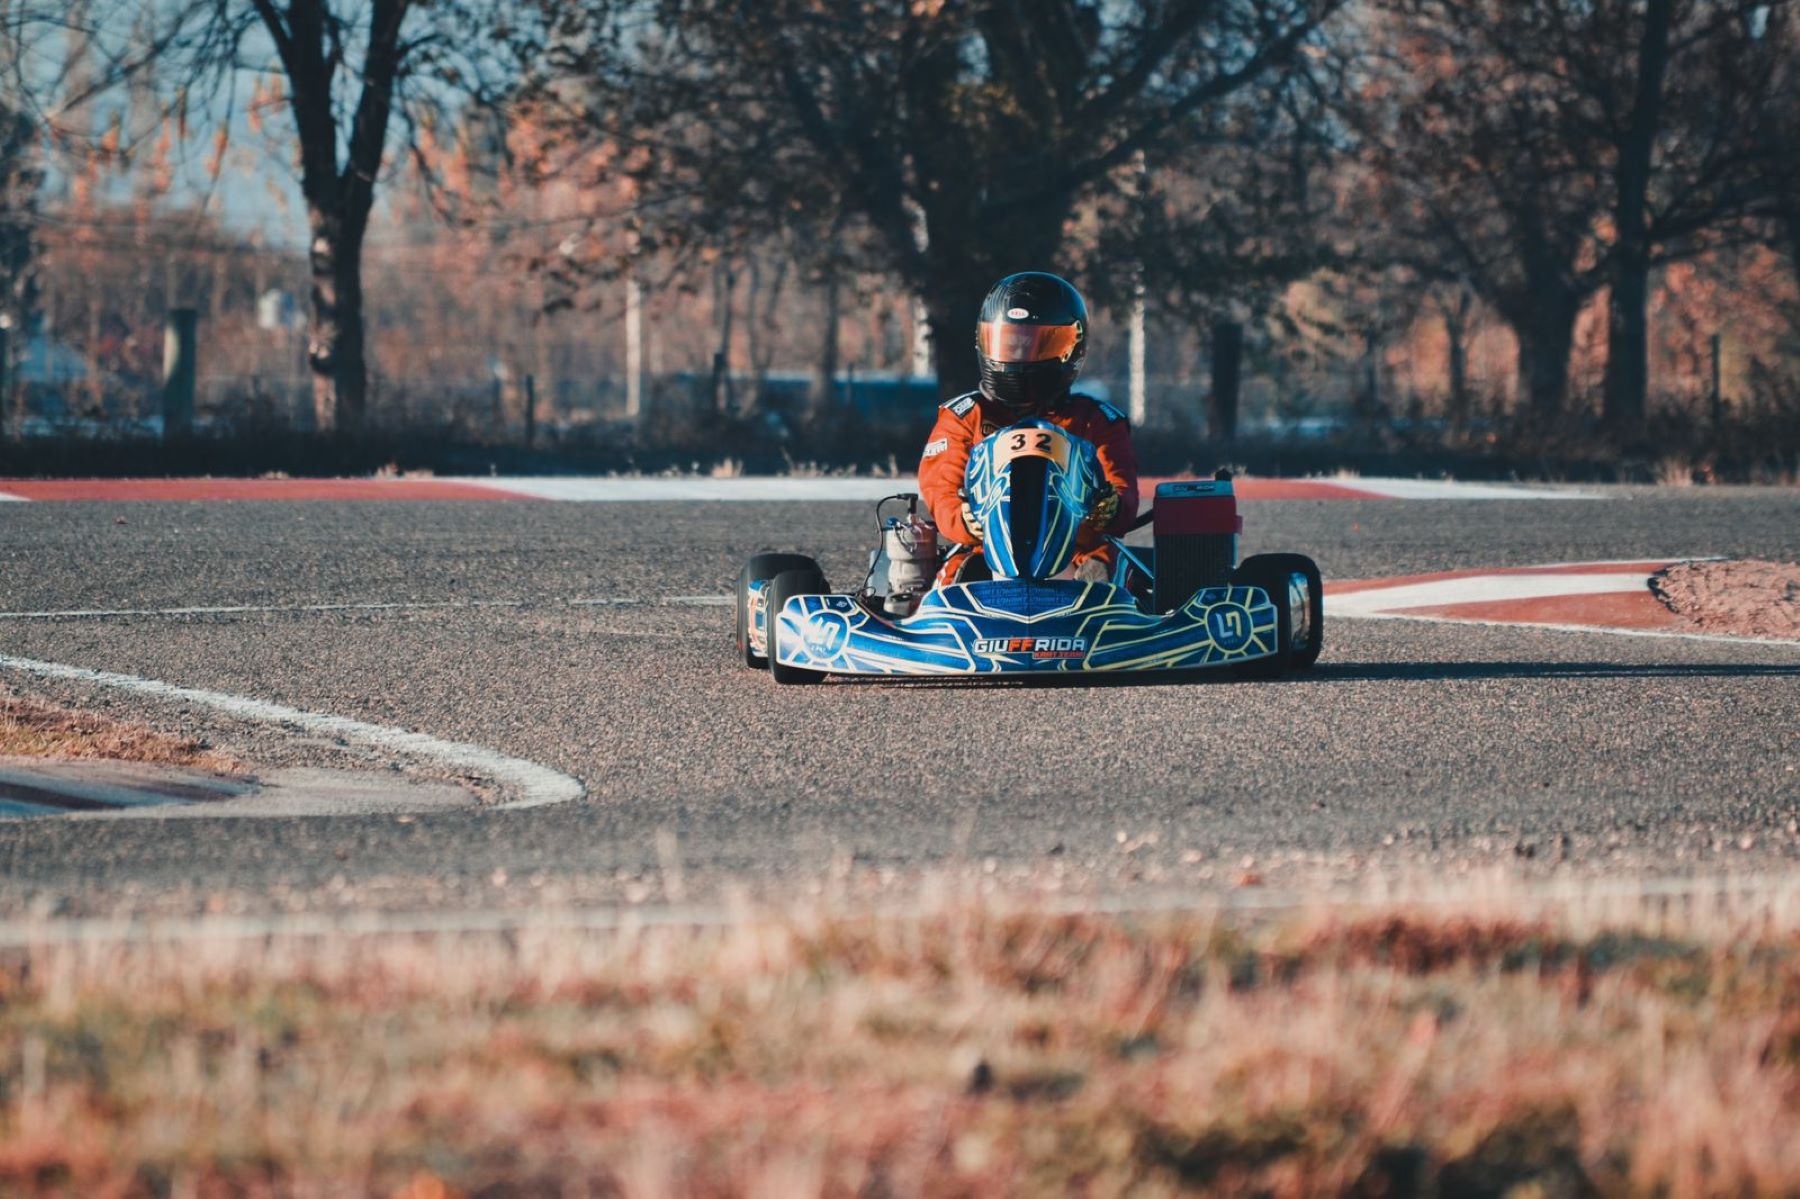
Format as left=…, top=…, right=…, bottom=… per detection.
left=993, top=427, right=1071, bottom=472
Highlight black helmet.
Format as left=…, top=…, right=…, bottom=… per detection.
left=975, top=272, right=1087, bottom=416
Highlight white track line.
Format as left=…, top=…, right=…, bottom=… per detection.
left=570, top=595, right=734, bottom=608
left=0, top=652, right=586, bottom=809
left=1327, top=478, right=1598, bottom=500
left=0, top=597, right=734, bottom=620
left=0, top=600, right=527, bottom=620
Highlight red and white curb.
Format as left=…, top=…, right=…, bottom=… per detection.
left=0, top=476, right=1598, bottom=503
left=1328, top=559, right=1800, bottom=646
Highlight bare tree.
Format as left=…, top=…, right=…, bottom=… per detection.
left=0, top=100, right=36, bottom=436
left=1762, top=12, right=1800, bottom=296
left=1603, top=0, right=1789, bottom=433
left=1357, top=0, right=1789, bottom=427
left=523, top=0, right=1346, bottom=396
left=13, top=0, right=515, bottom=432
left=250, top=0, right=411, bottom=431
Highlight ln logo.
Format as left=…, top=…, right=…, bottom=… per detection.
left=1206, top=603, right=1253, bottom=651
left=802, top=612, right=849, bottom=657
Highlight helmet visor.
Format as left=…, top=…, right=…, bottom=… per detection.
left=977, top=321, right=1080, bottom=365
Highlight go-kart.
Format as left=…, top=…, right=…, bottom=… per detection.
left=735, top=419, right=1322, bottom=683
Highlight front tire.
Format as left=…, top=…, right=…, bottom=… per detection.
left=767, top=567, right=830, bottom=686
left=1241, top=552, right=1323, bottom=670
left=737, top=553, right=822, bottom=668
left=1230, top=555, right=1296, bottom=679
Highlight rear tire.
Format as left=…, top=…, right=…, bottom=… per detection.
left=738, top=553, right=822, bottom=668
left=767, top=567, right=830, bottom=686
left=1230, top=555, right=1295, bottom=679
left=1243, top=552, right=1323, bottom=670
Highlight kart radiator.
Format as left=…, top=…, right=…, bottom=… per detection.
left=1153, top=479, right=1241, bottom=612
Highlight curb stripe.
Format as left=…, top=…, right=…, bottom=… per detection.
left=1327, top=570, right=1661, bottom=617
left=1329, top=558, right=1800, bottom=646
left=1399, top=591, right=1678, bottom=629
left=1339, top=609, right=1800, bottom=648
left=0, top=653, right=586, bottom=810
left=1328, top=560, right=1678, bottom=596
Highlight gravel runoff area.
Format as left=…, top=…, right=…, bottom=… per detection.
left=0, top=486, right=1794, bottom=919
left=0, top=680, right=240, bottom=771
left=1654, top=558, right=1800, bottom=640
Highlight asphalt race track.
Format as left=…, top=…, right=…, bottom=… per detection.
left=1, top=487, right=1798, bottom=920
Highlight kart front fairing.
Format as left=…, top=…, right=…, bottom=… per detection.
left=763, top=576, right=1282, bottom=677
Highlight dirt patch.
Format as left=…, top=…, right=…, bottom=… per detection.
left=0, top=682, right=243, bottom=772
left=1651, top=559, right=1800, bottom=640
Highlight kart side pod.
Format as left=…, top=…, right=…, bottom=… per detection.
left=1153, top=479, right=1242, bottom=612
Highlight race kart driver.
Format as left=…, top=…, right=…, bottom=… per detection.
left=918, top=271, right=1140, bottom=585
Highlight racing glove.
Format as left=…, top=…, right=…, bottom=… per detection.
left=1085, top=484, right=1120, bottom=531
left=959, top=497, right=984, bottom=542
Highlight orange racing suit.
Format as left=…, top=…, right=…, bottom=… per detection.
left=918, top=390, right=1140, bottom=584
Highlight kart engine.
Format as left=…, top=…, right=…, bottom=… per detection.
left=883, top=512, right=938, bottom=614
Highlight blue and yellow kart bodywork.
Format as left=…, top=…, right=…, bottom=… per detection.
left=741, top=419, right=1317, bottom=682
left=746, top=574, right=1285, bottom=677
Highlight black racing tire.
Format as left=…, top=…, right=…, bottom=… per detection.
left=766, top=567, right=831, bottom=686
left=737, top=553, right=822, bottom=668
left=1242, top=552, right=1323, bottom=670
left=1230, top=555, right=1296, bottom=680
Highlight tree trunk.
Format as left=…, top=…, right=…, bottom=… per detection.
left=333, top=247, right=368, bottom=428
left=1209, top=319, right=1243, bottom=441
left=810, top=264, right=840, bottom=418
left=305, top=216, right=367, bottom=433
left=1603, top=0, right=1673, bottom=437
left=1785, top=209, right=1800, bottom=295
left=1437, top=288, right=1474, bottom=431
left=711, top=263, right=735, bottom=413
left=1355, top=328, right=1383, bottom=423
left=744, top=255, right=786, bottom=414
left=1602, top=260, right=1650, bottom=434
left=913, top=183, right=1071, bottom=400
left=1512, top=290, right=1581, bottom=419
left=1445, top=306, right=1470, bottom=430
left=917, top=245, right=1066, bottom=400
left=256, top=0, right=408, bottom=437
left=922, top=281, right=980, bottom=400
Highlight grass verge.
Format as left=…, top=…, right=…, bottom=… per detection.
left=3, top=883, right=1799, bottom=1195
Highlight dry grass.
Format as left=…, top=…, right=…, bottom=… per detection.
left=0, top=684, right=241, bottom=771
left=3, top=882, right=1800, bottom=1196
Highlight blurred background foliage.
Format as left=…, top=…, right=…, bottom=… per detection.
left=0, top=0, right=1797, bottom=479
